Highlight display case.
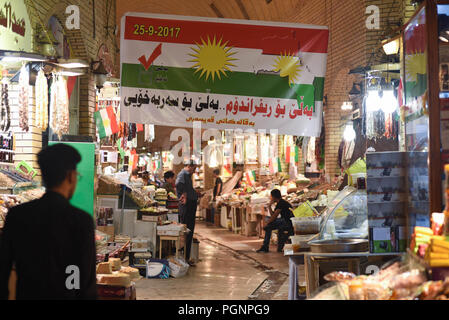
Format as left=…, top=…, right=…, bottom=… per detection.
left=319, top=186, right=368, bottom=241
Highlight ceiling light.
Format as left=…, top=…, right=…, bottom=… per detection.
left=57, top=59, right=89, bottom=69
left=343, top=122, right=356, bottom=142
left=382, top=36, right=400, bottom=55
left=0, top=51, right=46, bottom=62
left=440, top=36, right=449, bottom=42
left=58, top=68, right=86, bottom=76
left=366, top=91, right=381, bottom=112
left=341, top=101, right=353, bottom=111
left=380, top=90, right=398, bottom=113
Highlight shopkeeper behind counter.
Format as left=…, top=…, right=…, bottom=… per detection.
left=163, top=171, right=176, bottom=195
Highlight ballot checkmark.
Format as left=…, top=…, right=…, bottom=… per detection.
left=138, top=43, right=162, bottom=71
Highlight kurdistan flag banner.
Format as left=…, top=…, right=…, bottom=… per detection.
left=95, top=106, right=119, bottom=139
left=120, top=13, right=329, bottom=136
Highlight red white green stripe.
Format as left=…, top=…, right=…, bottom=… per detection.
left=95, top=106, right=119, bottom=139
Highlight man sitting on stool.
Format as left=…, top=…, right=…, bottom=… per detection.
left=257, top=189, right=294, bottom=253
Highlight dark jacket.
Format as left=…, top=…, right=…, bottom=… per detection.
left=0, top=191, right=97, bottom=300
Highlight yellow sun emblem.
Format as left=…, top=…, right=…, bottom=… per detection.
left=189, top=36, right=238, bottom=82
left=272, top=52, right=302, bottom=87
left=405, top=52, right=427, bottom=83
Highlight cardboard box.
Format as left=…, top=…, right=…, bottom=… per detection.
left=97, top=284, right=135, bottom=300
left=395, top=226, right=407, bottom=252
left=369, top=227, right=394, bottom=253
left=97, top=226, right=114, bottom=241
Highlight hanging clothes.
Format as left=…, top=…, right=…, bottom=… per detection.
left=0, top=83, right=10, bottom=132
left=341, top=139, right=355, bottom=169
left=18, top=66, right=29, bottom=132
left=366, top=111, right=376, bottom=140
left=35, top=69, right=48, bottom=131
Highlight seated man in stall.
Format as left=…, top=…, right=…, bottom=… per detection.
left=257, top=189, right=294, bottom=253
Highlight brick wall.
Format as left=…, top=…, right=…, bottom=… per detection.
left=25, top=0, right=118, bottom=138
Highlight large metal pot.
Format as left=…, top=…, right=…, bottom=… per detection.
left=308, top=239, right=369, bottom=253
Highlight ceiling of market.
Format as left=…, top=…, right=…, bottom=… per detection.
left=116, top=0, right=303, bottom=23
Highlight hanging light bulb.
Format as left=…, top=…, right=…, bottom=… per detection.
left=381, top=90, right=398, bottom=113
left=341, top=101, right=353, bottom=111
left=366, top=90, right=381, bottom=112
left=343, top=122, right=356, bottom=142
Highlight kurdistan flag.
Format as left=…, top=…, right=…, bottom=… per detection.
left=120, top=13, right=329, bottom=137
left=95, top=106, right=119, bottom=139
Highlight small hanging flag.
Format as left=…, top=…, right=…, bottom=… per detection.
left=136, top=123, right=144, bottom=132
left=295, top=145, right=299, bottom=163
left=269, top=158, right=275, bottom=175
left=277, top=157, right=282, bottom=173
left=94, top=106, right=119, bottom=139
left=116, top=138, right=125, bottom=158
left=245, top=170, right=256, bottom=186
left=285, top=146, right=291, bottom=163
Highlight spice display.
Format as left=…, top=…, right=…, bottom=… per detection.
left=35, top=69, right=48, bottom=131
left=18, top=66, right=29, bottom=132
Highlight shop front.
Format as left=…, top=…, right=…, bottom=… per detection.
left=286, top=0, right=449, bottom=300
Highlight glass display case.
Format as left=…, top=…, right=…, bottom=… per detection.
left=319, top=186, right=369, bottom=240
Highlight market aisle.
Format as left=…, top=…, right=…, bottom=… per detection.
left=135, top=234, right=268, bottom=300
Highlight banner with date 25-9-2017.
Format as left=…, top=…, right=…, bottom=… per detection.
left=120, top=13, right=329, bottom=137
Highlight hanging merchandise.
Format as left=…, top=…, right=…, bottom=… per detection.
left=0, top=83, right=11, bottom=132
left=374, top=110, right=385, bottom=138
left=341, top=139, right=355, bottom=169
left=144, top=124, right=155, bottom=142
left=50, top=74, right=70, bottom=139
left=35, top=69, right=48, bottom=131
left=306, top=137, right=316, bottom=165
left=302, top=136, right=309, bottom=165
left=18, top=65, right=29, bottom=132
left=366, top=111, right=376, bottom=139
left=385, top=112, right=394, bottom=139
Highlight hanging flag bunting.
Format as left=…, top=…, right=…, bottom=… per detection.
left=245, top=170, right=256, bottom=186
left=295, top=145, right=299, bottom=163
left=268, top=158, right=275, bottom=175
left=285, top=145, right=291, bottom=164
left=116, top=138, right=125, bottom=158
left=95, top=106, right=119, bottom=139
left=120, top=13, right=329, bottom=137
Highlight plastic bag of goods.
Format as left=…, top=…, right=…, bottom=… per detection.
left=169, top=257, right=190, bottom=278
left=146, top=259, right=170, bottom=279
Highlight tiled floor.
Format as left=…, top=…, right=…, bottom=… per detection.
left=135, top=221, right=291, bottom=300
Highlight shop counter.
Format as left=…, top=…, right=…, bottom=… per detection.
left=284, top=247, right=405, bottom=299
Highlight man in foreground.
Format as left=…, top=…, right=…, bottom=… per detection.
left=0, top=144, right=97, bottom=299
left=257, top=189, right=294, bottom=253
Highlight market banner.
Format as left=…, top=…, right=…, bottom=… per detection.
left=120, top=13, right=329, bottom=136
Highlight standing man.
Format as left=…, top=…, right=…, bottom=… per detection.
left=257, top=189, right=294, bottom=253
left=212, top=169, right=223, bottom=201
left=176, top=162, right=198, bottom=266
left=0, top=144, right=97, bottom=300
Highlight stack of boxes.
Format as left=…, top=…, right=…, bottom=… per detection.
left=367, top=152, right=407, bottom=253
